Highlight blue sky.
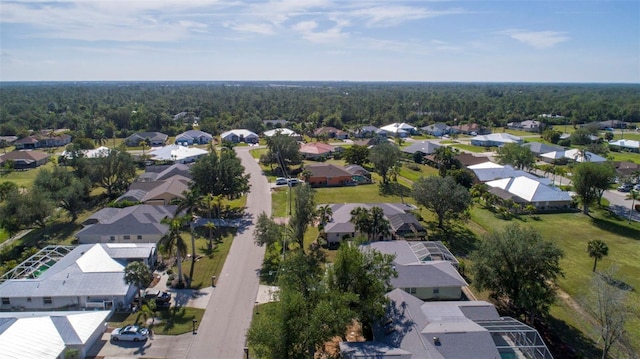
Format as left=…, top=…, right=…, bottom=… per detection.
left=1, top=1, right=638, bottom=82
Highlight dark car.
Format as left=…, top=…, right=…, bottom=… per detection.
left=155, top=298, right=171, bottom=309
left=618, top=184, right=633, bottom=192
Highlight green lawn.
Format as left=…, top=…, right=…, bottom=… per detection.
left=179, top=232, right=235, bottom=289
left=469, top=206, right=640, bottom=353
left=608, top=151, right=640, bottom=163
left=612, top=132, right=640, bottom=141
left=398, top=162, right=438, bottom=182
left=0, top=161, right=56, bottom=188
left=0, top=228, right=8, bottom=244
left=109, top=307, right=205, bottom=335
left=499, top=128, right=539, bottom=137
left=249, top=148, right=268, bottom=160
left=451, top=144, right=492, bottom=153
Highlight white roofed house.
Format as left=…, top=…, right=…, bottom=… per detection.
left=220, top=129, right=259, bottom=143
left=486, top=176, right=573, bottom=211
left=380, top=122, right=418, bottom=137
left=263, top=128, right=301, bottom=140
left=470, top=133, right=523, bottom=147
left=0, top=243, right=157, bottom=312
left=609, top=139, right=640, bottom=153
left=149, top=144, right=208, bottom=164
left=540, top=149, right=607, bottom=163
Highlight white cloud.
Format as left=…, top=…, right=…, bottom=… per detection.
left=505, top=30, right=570, bottom=49
left=224, top=22, right=275, bottom=35
left=350, top=5, right=467, bottom=27
left=292, top=18, right=349, bottom=43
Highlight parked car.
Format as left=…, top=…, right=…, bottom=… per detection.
left=275, top=177, right=287, bottom=185
left=141, top=289, right=171, bottom=303
left=634, top=184, right=640, bottom=192
left=111, top=325, right=149, bottom=342
left=155, top=298, right=171, bottom=309
left=288, top=178, right=301, bottom=186
left=617, top=184, right=633, bottom=192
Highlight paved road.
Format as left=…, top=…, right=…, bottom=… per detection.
left=186, top=146, right=270, bottom=358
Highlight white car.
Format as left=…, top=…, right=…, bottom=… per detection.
left=111, top=325, right=149, bottom=342
left=275, top=177, right=287, bottom=185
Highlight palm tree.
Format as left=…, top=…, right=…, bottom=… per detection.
left=123, top=261, right=153, bottom=309
left=554, top=167, right=567, bottom=187
left=350, top=207, right=371, bottom=241
left=587, top=239, right=609, bottom=272
left=369, top=206, right=391, bottom=240
left=172, top=190, right=202, bottom=287
left=203, top=221, right=217, bottom=253
left=93, top=129, right=107, bottom=147
left=316, top=204, right=333, bottom=226
left=159, top=217, right=188, bottom=287
left=627, top=190, right=640, bottom=224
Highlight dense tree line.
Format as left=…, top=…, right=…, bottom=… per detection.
left=1, top=82, right=639, bottom=138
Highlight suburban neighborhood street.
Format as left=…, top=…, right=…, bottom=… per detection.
left=186, top=146, right=270, bottom=358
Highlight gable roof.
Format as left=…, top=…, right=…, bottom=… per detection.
left=402, top=140, right=441, bottom=155
left=220, top=129, right=259, bottom=139
left=522, top=142, right=565, bottom=155
left=391, top=262, right=467, bottom=288
left=128, top=132, right=168, bottom=142
left=324, top=203, right=414, bottom=233
left=486, top=176, right=572, bottom=203
left=77, top=204, right=176, bottom=237
left=387, top=213, right=425, bottom=233
left=470, top=133, right=522, bottom=144
left=609, top=139, right=640, bottom=149
left=380, top=122, right=416, bottom=134
left=344, top=164, right=370, bottom=176
left=468, top=162, right=551, bottom=184
left=541, top=149, right=607, bottom=163
left=0, top=150, right=49, bottom=163
left=175, top=130, right=213, bottom=141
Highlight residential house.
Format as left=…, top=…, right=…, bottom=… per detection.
left=486, top=176, right=573, bottom=210
left=117, top=174, right=190, bottom=205
left=174, top=130, right=213, bottom=145
left=0, top=136, right=18, bottom=146
left=149, top=144, right=208, bottom=164
left=421, top=123, right=451, bottom=137
left=299, top=142, right=337, bottom=160
left=507, top=120, right=543, bottom=132
left=598, top=120, right=628, bottom=129
left=387, top=213, right=427, bottom=240
left=380, top=123, right=417, bottom=137
left=609, top=139, right=640, bottom=153
left=137, top=163, right=192, bottom=182
left=540, top=149, right=607, bottom=163
left=364, top=240, right=463, bottom=300
left=125, top=132, right=169, bottom=147
left=75, top=204, right=177, bottom=244
left=614, top=161, right=640, bottom=183
left=353, top=126, right=386, bottom=138
left=401, top=141, right=441, bottom=156
left=321, top=203, right=417, bottom=244
left=468, top=162, right=552, bottom=184
left=455, top=153, right=492, bottom=167
left=314, top=126, right=349, bottom=140
left=340, top=289, right=552, bottom=359
left=345, top=164, right=372, bottom=184
left=522, top=142, right=565, bottom=156
left=470, top=133, right=523, bottom=147
left=62, top=146, right=111, bottom=160
left=0, top=310, right=111, bottom=359
left=0, top=243, right=157, bottom=312
left=352, top=137, right=386, bottom=148
left=452, top=122, right=489, bottom=135
left=0, top=150, right=50, bottom=169
left=263, top=128, right=301, bottom=140
left=220, top=129, right=259, bottom=144
left=14, top=133, right=72, bottom=149
left=305, top=164, right=353, bottom=187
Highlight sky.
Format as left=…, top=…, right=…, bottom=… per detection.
left=0, top=0, right=638, bottom=83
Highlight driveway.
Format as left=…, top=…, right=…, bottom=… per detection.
left=87, top=332, right=195, bottom=359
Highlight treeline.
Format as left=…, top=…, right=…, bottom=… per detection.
left=1, top=82, right=639, bottom=138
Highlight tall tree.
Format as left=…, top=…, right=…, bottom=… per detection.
left=343, top=144, right=370, bottom=166
left=315, top=204, right=333, bottom=228
left=412, top=176, right=471, bottom=229
left=572, top=162, right=616, bottom=214
left=190, top=149, right=250, bottom=199
left=172, top=189, right=202, bottom=287
left=587, top=239, right=609, bottom=272
left=0, top=181, right=18, bottom=202
left=580, top=268, right=633, bottom=359
left=90, top=148, right=136, bottom=198
left=368, top=142, right=402, bottom=184
left=159, top=217, right=188, bottom=287
left=495, top=143, right=535, bottom=170
left=289, top=184, right=316, bottom=249
left=265, top=133, right=302, bottom=169
left=33, top=166, right=91, bottom=221
left=254, top=212, right=285, bottom=248
left=349, top=206, right=391, bottom=241
left=433, top=146, right=461, bottom=177
left=471, top=223, right=564, bottom=323
left=123, top=261, right=153, bottom=309
left=328, top=244, right=397, bottom=327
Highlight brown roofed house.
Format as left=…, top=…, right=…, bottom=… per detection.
left=0, top=150, right=50, bottom=169
left=305, top=164, right=354, bottom=187
left=299, top=142, right=336, bottom=160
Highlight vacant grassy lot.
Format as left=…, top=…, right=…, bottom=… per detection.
left=109, top=307, right=205, bottom=335
left=469, top=206, right=640, bottom=353
left=612, top=132, right=640, bottom=141
left=0, top=162, right=56, bottom=188
left=398, top=162, right=438, bottom=182
left=608, top=151, right=640, bottom=163
left=177, top=231, right=235, bottom=289
left=451, top=144, right=491, bottom=153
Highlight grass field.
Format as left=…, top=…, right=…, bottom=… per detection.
left=451, top=144, right=492, bottom=153
left=0, top=228, right=8, bottom=244
left=469, top=206, right=640, bottom=354
left=0, top=161, right=56, bottom=188
left=109, top=307, right=205, bottom=335
left=608, top=151, right=640, bottom=163
left=178, top=232, right=235, bottom=289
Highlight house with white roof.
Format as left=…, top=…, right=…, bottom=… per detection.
left=363, top=241, right=466, bottom=301
left=380, top=123, right=417, bottom=137
left=0, top=310, right=110, bottom=359
left=0, top=244, right=156, bottom=311
left=149, top=144, right=208, bottom=164
left=220, top=129, right=259, bottom=143
left=609, top=139, right=640, bottom=153
left=486, top=176, right=573, bottom=210
left=540, top=149, right=607, bottom=163
left=470, top=133, right=523, bottom=147
left=62, top=146, right=111, bottom=159
left=401, top=140, right=441, bottom=155
left=263, top=128, right=301, bottom=140
left=174, top=130, right=213, bottom=145
left=341, top=289, right=552, bottom=359
left=467, top=162, right=552, bottom=184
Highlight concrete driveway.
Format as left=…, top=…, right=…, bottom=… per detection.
left=87, top=332, right=195, bottom=359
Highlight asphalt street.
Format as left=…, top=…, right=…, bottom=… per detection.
left=186, top=146, right=271, bottom=358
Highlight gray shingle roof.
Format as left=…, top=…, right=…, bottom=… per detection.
left=76, top=205, right=176, bottom=237
left=391, top=262, right=467, bottom=288
left=402, top=141, right=441, bottom=155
